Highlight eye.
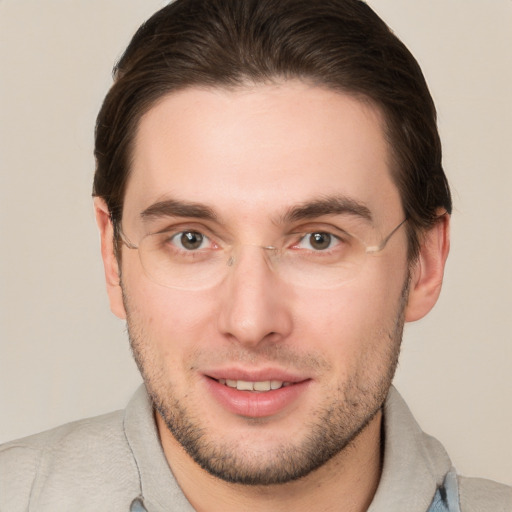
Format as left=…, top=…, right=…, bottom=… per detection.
left=296, top=232, right=339, bottom=251
left=171, top=231, right=210, bottom=251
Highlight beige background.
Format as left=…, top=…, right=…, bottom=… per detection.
left=1, top=0, right=511, bottom=485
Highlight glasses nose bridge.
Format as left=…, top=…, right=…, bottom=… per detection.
left=226, top=242, right=280, bottom=272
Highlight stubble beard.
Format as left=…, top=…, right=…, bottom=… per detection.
left=123, top=278, right=408, bottom=486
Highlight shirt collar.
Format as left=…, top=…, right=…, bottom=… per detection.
left=123, top=385, right=195, bottom=512
left=368, top=386, right=453, bottom=511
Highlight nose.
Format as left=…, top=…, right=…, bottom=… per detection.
left=216, top=245, right=293, bottom=348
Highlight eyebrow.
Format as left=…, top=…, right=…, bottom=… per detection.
left=279, top=195, right=373, bottom=224
left=139, top=194, right=372, bottom=225
left=140, top=199, right=217, bottom=222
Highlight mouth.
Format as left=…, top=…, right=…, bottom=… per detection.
left=204, top=374, right=311, bottom=418
left=216, top=378, right=293, bottom=392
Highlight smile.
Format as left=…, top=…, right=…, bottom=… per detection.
left=217, top=379, right=292, bottom=392
left=205, top=375, right=311, bottom=417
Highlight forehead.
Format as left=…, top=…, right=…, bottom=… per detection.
left=124, top=82, right=402, bottom=230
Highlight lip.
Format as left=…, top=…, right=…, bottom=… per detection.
left=203, top=368, right=311, bottom=418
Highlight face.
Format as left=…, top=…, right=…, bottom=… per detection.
left=108, top=82, right=414, bottom=484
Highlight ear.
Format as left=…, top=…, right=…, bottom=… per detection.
left=405, top=212, right=450, bottom=322
left=94, top=197, right=126, bottom=320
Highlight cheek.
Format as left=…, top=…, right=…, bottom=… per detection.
left=143, top=291, right=203, bottom=330
left=124, top=284, right=220, bottom=392
left=292, top=268, right=406, bottom=356
left=124, top=274, right=220, bottom=356
left=296, top=280, right=397, bottom=328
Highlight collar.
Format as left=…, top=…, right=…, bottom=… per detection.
left=123, top=385, right=195, bottom=512
left=368, top=386, right=454, bottom=511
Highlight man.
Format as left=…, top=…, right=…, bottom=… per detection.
left=0, top=0, right=510, bottom=510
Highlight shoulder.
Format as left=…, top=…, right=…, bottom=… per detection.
left=0, top=410, right=140, bottom=511
left=458, top=475, right=512, bottom=512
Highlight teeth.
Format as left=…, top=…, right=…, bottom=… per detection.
left=219, top=379, right=287, bottom=392
left=236, top=380, right=254, bottom=391
left=253, top=381, right=271, bottom=391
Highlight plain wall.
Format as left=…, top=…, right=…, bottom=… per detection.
left=0, top=0, right=511, bottom=485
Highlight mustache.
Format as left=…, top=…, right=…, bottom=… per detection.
left=188, top=343, right=332, bottom=374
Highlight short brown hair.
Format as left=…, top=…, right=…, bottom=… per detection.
left=93, top=0, right=452, bottom=259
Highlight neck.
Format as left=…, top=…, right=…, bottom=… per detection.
left=156, top=410, right=383, bottom=512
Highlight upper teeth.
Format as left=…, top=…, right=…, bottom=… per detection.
left=218, top=379, right=287, bottom=391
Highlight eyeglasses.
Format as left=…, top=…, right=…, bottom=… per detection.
left=118, top=218, right=408, bottom=290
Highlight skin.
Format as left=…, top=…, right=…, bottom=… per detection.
left=95, top=81, right=450, bottom=512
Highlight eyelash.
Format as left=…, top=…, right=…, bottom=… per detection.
left=292, top=232, right=342, bottom=251
left=156, top=225, right=350, bottom=253
left=169, top=230, right=214, bottom=251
